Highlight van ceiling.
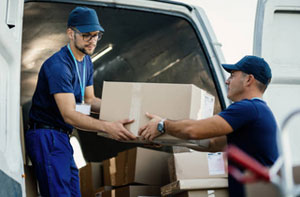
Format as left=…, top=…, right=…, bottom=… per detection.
left=21, top=2, right=181, bottom=104
left=21, top=2, right=220, bottom=161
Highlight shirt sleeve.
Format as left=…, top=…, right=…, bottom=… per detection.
left=218, top=100, right=258, bottom=131
left=46, top=60, right=74, bottom=95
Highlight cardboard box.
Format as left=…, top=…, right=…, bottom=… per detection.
left=174, top=189, right=229, bottom=197
left=96, top=185, right=160, bottom=197
left=94, top=186, right=113, bottom=197
left=169, top=152, right=227, bottom=182
left=98, top=81, right=214, bottom=147
left=103, top=147, right=170, bottom=186
left=161, top=178, right=228, bottom=196
left=79, top=162, right=103, bottom=197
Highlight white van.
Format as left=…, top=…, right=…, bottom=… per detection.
left=0, top=0, right=299, bottom=195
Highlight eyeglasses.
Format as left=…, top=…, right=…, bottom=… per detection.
left=71, top=27, right=103, bottom=42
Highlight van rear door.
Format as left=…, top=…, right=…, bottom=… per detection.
left=0, top=0, right=25, bottom=195
left=254, top=0, right=300, bottom=165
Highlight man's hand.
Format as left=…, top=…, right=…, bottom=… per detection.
left=105, top=119, right=136, bottom=141
left=138, top=112, right=163, bottom=141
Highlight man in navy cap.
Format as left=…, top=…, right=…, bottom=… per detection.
left=138, top=55, right=279, bottom=197
left=26, top=6, right=136, bottom=196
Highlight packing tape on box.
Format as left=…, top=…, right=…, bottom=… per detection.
left=129, top=83, right=142, bottom=134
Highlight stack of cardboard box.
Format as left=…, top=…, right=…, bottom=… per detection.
left=80, top=148, right=229, bottom=197
left=96, top=147, right=170, bottom=196
left=79, top=81, right=227, bottom=196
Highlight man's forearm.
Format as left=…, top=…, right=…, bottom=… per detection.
left=164, top=115, right=233, bottom=140
left=64, top=110, right=108, bottom=132
left=164, top=119, right=198, bottom=139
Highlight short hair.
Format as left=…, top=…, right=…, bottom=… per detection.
left=256, top=79, right=269, bottom=93
left=242, top=72, right=269, bottom=93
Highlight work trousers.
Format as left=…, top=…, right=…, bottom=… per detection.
left=25, top=128, right=81, bottom=197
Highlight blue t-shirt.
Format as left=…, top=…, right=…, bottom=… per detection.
left=29, top=45, right=94, bottom=130
left=218, top=99, right=279, bottom=197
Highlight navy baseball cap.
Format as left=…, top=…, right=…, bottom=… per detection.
left=222, top=55, right=272, bottom=85
left=67, top=7, right=104, bottom=33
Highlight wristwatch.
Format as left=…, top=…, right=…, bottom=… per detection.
left=157, top=119, right=166, bottom=134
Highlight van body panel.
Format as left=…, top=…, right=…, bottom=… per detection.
left=0, top=0, right=25, bottom=195
left=254, top=0, right=300, bottom=165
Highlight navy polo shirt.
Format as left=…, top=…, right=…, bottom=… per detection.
left=29, top=46, right=94, bottom=131
left=218, top=99, right=279, bottom=197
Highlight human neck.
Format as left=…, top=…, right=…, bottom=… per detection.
left=234, top=91, right=263, bottom=102
left=69, top=43, right=85, bottom=61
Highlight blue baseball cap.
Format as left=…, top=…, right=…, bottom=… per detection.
left=67, top=7, right=104, bottom=33
left=222, top=55, right=272, bottom=85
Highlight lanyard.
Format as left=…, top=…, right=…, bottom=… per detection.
left=67, top=44, right=86, bottom=103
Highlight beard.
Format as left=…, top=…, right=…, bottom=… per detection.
left=74, top=36, right=96, bottom=56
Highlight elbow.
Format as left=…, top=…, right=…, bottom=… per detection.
left=63, top=116, right=73, bottom=125
left=64, top=117, right=73, bottom=125
left=84, top=98, right=93, bottom=105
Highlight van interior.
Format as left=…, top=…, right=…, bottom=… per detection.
left=21, top=2, right=222, bottom=162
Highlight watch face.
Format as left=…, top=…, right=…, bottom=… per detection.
left=158, top=123, right=163, bottom=132
left=157, top=120, right=165, bottom=133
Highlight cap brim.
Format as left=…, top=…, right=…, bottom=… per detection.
left=77, top=24, right=105, bottom=33
left=221, top=64, right=239, bottom=73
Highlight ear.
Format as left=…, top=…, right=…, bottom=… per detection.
left=246, top=74, right=255, bottom=86
left=66, top=28, right=74, bottom=40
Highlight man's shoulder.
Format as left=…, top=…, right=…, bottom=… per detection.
left=42, top=46, right=71, bottom=70
left=46, top=46, right=68, bottom=62
left=229, top=99, right=256, bottom=109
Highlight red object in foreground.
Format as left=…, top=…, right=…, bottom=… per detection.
left=225, top=145, right=271, bottom=183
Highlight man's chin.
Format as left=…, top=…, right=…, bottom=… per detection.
left=85, top=48, right=95, bottom=56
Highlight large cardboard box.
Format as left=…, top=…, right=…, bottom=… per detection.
left=96, top=185, right=160, bottom=197
left=98, top=81, right=214, bottom=148
left=79, top=162, right=103, bottom=197
left=169, top=152, right=227, bottom=182
left=174, top=189, right=229, bottom=197
left=103, top=147, right=170, bottom=186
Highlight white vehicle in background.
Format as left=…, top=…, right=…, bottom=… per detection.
left=254, top=0, right=300, bottom=167
left=0, top=0, right=299, bottom=195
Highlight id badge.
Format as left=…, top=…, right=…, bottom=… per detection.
left=75, top=103, right=91, bottom=115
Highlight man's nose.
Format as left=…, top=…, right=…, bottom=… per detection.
left=89, top=37, right=98, bottom=43
left=225, top=78, right=230, bottom=85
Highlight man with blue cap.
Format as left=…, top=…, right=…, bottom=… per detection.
left=138, top=55, right=279, bottom=197
left=26, top=7, right=136, bottom=196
